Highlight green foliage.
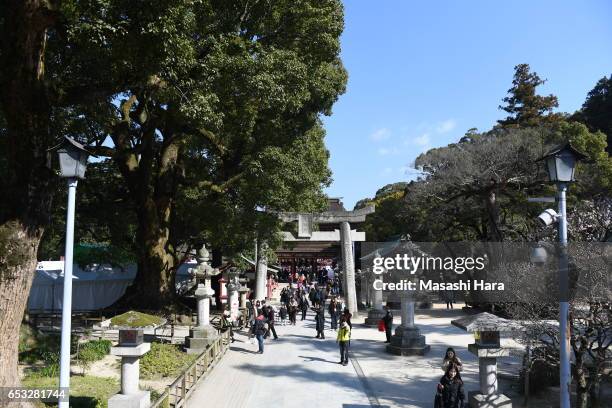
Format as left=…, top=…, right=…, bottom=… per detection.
left=554, top=121, right=612, bottom=193
left=356, top=183, right=409, bottom=241
left=140, top=342, right=197, bottom=379
left=22, top=375, right=118, bottom=408
left=39, top=351, right=61, bottom=377
left=358, top=61, right=612, bottom=244
left=575, top=74, right=612, bottom=153
left=497, top=64, right=563, bottom=128
left=34, top=0, right=347, bottom=305
left=75, top=340, right=112, bottom=373
left=411, top=128, right=551, bottom=241
left=110, top=311, right=165, bottom=328
left=19, top=327, right=79, bottom=366
left=39, top=160, right=138, bottom=263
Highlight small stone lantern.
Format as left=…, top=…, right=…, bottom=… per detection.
left=238, top=283, right=250, bottom=309
left=225, top=268, right=241, bottom=321
left=108, top=311, right=165, bottom=408
left=452, top=312, right=521, bottom=408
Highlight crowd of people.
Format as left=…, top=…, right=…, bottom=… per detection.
left=245, top=280, right=353, bottom=364
left=243, top=280, right=466, bottom=406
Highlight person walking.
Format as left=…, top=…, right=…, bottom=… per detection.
left=288, top=297, right=298, bottom=325
left=300, top=294, right=309, bottom=321
left=264, top=305, right=279, bottom=340
left=382, top=306, right=394, bottom=343
left=221, top=309, right=235, bottom=343
left=250, top=311, right=268, bottom=354
left=336, top=320, right=351, bottom=365
left=435, top=364, right=465, bottom=408
left=441, top=347, right=463, bottom=372
left=444, top=290, right=455, bottom=309
left=342, top=308, right=353, bottom=330
left=279, top=304, right=288, bottom=326
left=328, top=297, right=338, bottom=331
left=314, top=303, right=325, bottom=339
left=280, top=287, right=289, bottom=307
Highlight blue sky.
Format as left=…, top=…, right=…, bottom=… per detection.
left=323, top=1, right=612, bottom=209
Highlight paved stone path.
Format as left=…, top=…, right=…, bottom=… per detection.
left=188, top=304, right=525, bottom=408
left=188, top=310, right=372, bottom=408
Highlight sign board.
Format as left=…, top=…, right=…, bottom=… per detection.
left=119, top=329, right=144, bottom=346
left=297, top=214, right=313, bottom=238
left=475, top=330, right=500, bottom=347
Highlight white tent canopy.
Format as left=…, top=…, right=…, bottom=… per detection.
left=28, top=260, right=195, bottom=312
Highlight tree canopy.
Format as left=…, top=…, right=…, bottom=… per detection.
left=28, top=0, right=348, bottom=306
left=497, top=64, right=563, bottom=128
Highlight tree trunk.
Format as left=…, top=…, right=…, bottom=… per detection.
left=0, top=222, right=41, bottom=392
left=575, top=352, right=588, bottom=408
left=0, top=1, right=57, bottom=400
left=485, top=184, right=502, bottom=242
left=120, top=213, right=176, bottom=309
left=111, top=124, right=183, bottom=309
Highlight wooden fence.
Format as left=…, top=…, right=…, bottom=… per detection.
left=151, top=329, right=231, bottom=408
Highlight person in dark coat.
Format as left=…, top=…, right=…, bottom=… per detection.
left=314, top=303, right=325, bottom=339
left=264, top=305, right=278, bottom=340
left=250, top=311, right=268, bottom=354
left=342, top=308, right=353, bottom=330
left=435, top=364, right=465, bottom=408
left=382, top=306, right=394, bottom=343
left=288, top=297, right=298, bottom=325
left=280, top=288, right=290, bottom=307
left=328, top=297, right=339, bottom=331
left=300, top=295, right=309, bottom=321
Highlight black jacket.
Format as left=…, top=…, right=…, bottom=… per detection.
left=436, top=375, right=465, bottom=408
left=383, top=311, right=393, bottom=327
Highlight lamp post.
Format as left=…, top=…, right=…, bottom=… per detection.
left=537, top=143, right=586, bottom=408
left=51, top=137, right=95, bottom=408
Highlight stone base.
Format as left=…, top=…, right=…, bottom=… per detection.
left=386, top=326, right=430, bottom=356
left=185, top=325, right=219, bottom=354
left=469, top=392, right=512, bottom=408
left=363, top=308, right=386, bottom=326
left=108, top=391, right=150, bottom=408
left=417, top=302, right=433, bottom=309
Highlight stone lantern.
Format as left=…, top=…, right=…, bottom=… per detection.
left=225, top=267, right=241, bottom=321
left=108, top=311, right=165, bottom=408
left=185, top=244, right=221, bottom=354
left=386, top=294, right=430, bottom=356
left=238, top=282, right=250, bottom=309
left=452, top=312, right=521, bottom=408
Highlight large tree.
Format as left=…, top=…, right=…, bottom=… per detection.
left=575, top=74, right=612, bottom=154
left=497, top=64, right=563, bottom=128
left=44, top=0, right=346, bottom=307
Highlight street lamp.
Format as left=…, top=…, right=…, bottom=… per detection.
left=536, top=142, right=586, bottom=408
left=50, top=136, right=95, bottom=408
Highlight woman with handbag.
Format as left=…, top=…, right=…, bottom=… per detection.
left=435, top=364, right=465, bottom=408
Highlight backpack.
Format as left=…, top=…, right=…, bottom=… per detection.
left=253, top=319, right=267, bottom=335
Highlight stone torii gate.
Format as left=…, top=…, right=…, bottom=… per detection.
left=278, top=203, right=375, bottom=316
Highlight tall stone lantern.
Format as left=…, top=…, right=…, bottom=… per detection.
left=452, top=312, right=519, bottom=408
left=185, top=244, right=221, bottom=354
left=225, top=267, right=241, bottom=321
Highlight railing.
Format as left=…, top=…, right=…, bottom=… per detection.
left=151, top=329, right=231, bottom=408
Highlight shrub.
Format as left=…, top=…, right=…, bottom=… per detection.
left=39, top=351, right=60, bottom=377
left=140, top=342, right=196, bottom=379
left=75, top=339, right=113, bottom=374
left=79, top=340, right=112, bottom=359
